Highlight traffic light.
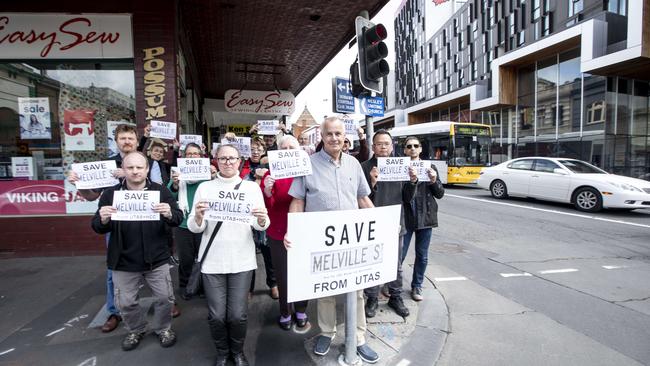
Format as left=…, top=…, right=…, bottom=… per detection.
left=355, top=16, right=389, bottom=93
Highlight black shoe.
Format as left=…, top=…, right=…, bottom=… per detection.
left=388, top=296, right=410, bottom=317
left=158, top=328, right=177, bottom=348
left=357, top=343, right=380, bottom=363
left=313, top=335, right=332, bottom=356
left=213, top=356, right=227, bottom=366
left=295, top=313, right=308, bottom=328
left=232, top=353, right=250, bottom=366
left=278, top=316, right=292, bottom=331
left=365, top=297, right=378, bottom=318
left=121, top=331, right=145, bottom=351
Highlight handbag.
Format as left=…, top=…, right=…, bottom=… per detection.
left=185, top=221, right=223, bottom=297
left=185, top=180, right=243, bottom=297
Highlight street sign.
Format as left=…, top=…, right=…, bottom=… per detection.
left=359, top=96, right=384, bottom=117
left=332, top=77, right=355, bottom=114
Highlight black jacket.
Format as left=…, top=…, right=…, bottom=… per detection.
left=404, top=164, right=444, bottom=230
left=361, top=157, right=417, bottom=235
left=91, top=180, right=183, bottom=271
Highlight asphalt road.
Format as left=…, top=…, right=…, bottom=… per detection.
left=426, top=185, right=650, bottom=366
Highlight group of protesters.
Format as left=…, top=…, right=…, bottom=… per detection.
left=67, top=116, right=444, bottom=366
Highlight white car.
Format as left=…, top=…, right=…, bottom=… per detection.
left=477, top=157, right=650, bottom=212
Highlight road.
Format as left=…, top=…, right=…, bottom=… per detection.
left=426, top=185, right=650, bottom=366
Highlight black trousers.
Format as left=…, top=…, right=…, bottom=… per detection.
left=204, top=270, right=253, bottom=356
left=268, top=237, right=308, bottom=317
left=249, top=242, right=276, bottom=292
left=174, top=226, right=202, bottom=289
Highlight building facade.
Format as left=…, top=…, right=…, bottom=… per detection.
left=392, top=0, right=650, bottom=179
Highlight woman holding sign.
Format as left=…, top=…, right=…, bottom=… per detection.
left=188, top=144, right=269, bottom=366
left=261, top=135, right=309, bottom=331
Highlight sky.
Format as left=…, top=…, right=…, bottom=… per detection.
left=289, top=0, right=403, bottom=125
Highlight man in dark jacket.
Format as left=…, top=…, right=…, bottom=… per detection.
left=91, top=152, right=183, bottom=352
left=401, top=136, right=444, bottom=301
left=362, top=130, right=418, bottom=318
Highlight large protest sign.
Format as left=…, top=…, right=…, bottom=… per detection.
left=179, top=134, right=203, bottom=150
left=149, top=120, right=177, bottom=140
left=409, top=160, right=435, bottom=181
left=203, top=188, right=256, bottom=225
left=267, top=149, right=312, bottom=179
left=286, top=205, right=400, bottom=303
left=377, top=157, right=410, bottom=181
left=221, top=137, right=251, bottom=157
left=256, top=120, right=279, bottom=135
left=177, top=158, right=211, bottom=181
left=111, top=190, right=160, bottom=221
left=18, top=97, right=51, bottom=140
left=71, top=160, right=119, bottom=189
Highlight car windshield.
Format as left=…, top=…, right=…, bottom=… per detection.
left=558, top=159, right=607, bottom=174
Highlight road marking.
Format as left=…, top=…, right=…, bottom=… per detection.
left=0, top=348, right=15, bottom=356
left=446, top=194, right=650, bottom=229
left=602, top=265, right=627, bottom=270
left=395, top=360, right=412, bottom=366
left=77, top=356, right=97, bottom=366
left=45, top=327, right=66, bottom=337
left=539, top=268, right=579, bottom=274
left=434, top=276, right=468, bottom=282
left=500, top=272, right=533, bottom=277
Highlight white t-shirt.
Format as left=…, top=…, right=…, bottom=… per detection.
left=187, top=173, right=270, bottom=274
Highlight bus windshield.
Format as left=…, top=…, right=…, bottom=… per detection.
left=452, top=134, right=490, bottom=166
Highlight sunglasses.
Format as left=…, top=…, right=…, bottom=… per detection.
left=406, top=144, right=420, bottom=149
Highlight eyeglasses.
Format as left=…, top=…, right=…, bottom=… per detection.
left=406, top=144, right=420, bottom=149
left=217, top=156, right=239, bottom=164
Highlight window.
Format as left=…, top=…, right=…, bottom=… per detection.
left=569, top=0, right=583, bottom=17
left=605, top=0, right=627, bottom=16
left=508, top=159, right=534, bottom=170
left=532, top=0, right=541, bottom=20
left=533, top=159, right=560, bottom=173
left=586, top=101, right=605, bottom=124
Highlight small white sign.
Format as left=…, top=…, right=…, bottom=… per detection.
left=71, top=160, right=119, bottom=189
left=11, top=157, right=34, bottom=178
left=149, top=120, right=177, bottom=140
left=111, top=190, right=160, bottom=221
left=203, top=189, right=256, bottom=225
left=179, top=134, right=203, bottom=150
left=343, top=117, right=358, bottom=140
left=267, top=149, right=312, bottom=179
left=257, top=120, right=280, bottom=135
left=286, top=205, right=401, bottom=303
left=377, top=157, right=410, bottom=181
left=409, top=160, right=435, bottom=181
left=221, top=137, right=251, bottom=157
left=177, top=158, right=211, bottom=181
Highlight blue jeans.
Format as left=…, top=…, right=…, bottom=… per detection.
left=105, top=234, right=118, bottom=316
left=401, top=228, right=432, bottom=289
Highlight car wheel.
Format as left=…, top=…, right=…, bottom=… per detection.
left=490, top=180, right=508, bottom=199
left=573, top=187, right=602, bottom=212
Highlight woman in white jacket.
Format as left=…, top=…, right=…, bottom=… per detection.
left=188, top=144, right=270, bottom=366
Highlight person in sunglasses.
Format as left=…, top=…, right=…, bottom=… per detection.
left=401, top=136, right=444, bottom=301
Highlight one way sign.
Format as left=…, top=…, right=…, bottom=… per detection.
left=332, top=77, right=355, bottom=114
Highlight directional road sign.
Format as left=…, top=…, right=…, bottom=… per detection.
left=332, top=77, right=355, bottom=114
left=359, top=96, right=384, bottom=117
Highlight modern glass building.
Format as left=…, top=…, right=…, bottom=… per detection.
left=388, top=0, right=650, bottom=179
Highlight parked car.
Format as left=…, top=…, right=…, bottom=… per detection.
left=477, top=157, right=650, bottom=212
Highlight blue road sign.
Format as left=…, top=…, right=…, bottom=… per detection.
left=360, top=96, right=384, bottom=117
left=332, top=77, right=355, bottom=114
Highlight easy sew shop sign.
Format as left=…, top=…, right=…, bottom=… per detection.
left=267, top=149, right=312, bottom=179
left=149, top=120, right=176, bottom=140
left=224, top=89, right=295, bottom=115
left=0, top=180, right=66, bottom=215
left=203, top=189, right=256, bottom=225
left=256, top=120, right=279, bottom=135
left=377, top=157, right=410, bottom=181
left=286, top=205, right=400, bottom=303
left=0, top=13, right=133, bottom=59
left=111, top=190, right=160, bottom=221
left=71, top=160, right=119, bottom=190
left=221, top=137, right=251, bottom=158
left=176, top=158, right=211, bottom=181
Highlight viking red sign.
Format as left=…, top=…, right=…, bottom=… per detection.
left=0, top=13, right=133, bottom=59
left=0, top=180, right=66, bottom=215
left=224, top=89, right=296, bottom=115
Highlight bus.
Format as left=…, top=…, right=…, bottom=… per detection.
left=389, top=121, right=492, bottom=184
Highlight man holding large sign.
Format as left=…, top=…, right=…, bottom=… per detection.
left=362, top=130, right=417, bottom=319
left=286, top=116, right=379, bottom=364
left=91, top=152, right=183, bottom=352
